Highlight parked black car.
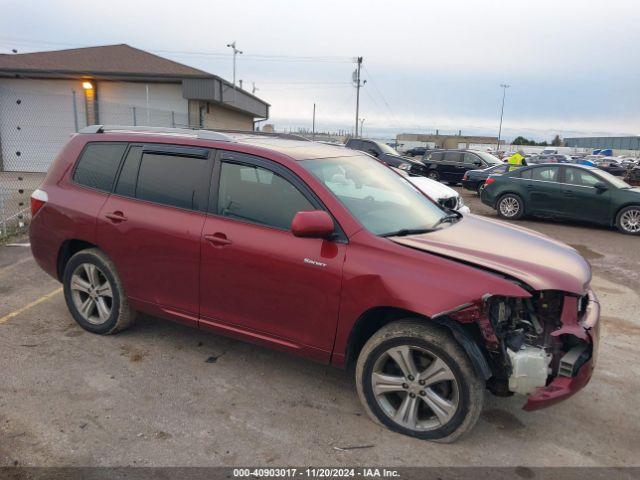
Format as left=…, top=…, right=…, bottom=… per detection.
left=404, top=146, right=427, bottom=157
left=345, top=138, right=428, bottom=176
left=595, top=158, right=628, bottom=176
left=462, top=163, right=511, bottom=194
left=480, top=163, right=640, bottom=235
left=421, top=149, right=503, bottom=184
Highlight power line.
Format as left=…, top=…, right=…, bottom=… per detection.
left=362, top=65, right=401, bottom=127
left=0, top=36, right=352, bottom=63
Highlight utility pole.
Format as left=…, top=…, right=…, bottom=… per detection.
left=252, top=82, right=259, bottom=95
left=496, top=84, right=510, bottom=151
left=312, top=103, right=316, bottom=141
left=360, top=118, right=365, bottom=137
left=353, top=57, right=364, bottom=137
left=226, top=41, right=243, bottom=87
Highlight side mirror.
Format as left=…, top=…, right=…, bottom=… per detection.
left=291, top=210, right=334, bottom=239
left=594, top=182, right=608, bottom=191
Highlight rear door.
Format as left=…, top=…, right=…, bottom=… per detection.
left=561, top=167, right=611, bottom=223
left=96, top=143, right=213, bottom=319
left=522, top=165, right=563, bottom=215
left=199, top=151, right=346, bottom=360
left=442, top=151, right=464, bottom=182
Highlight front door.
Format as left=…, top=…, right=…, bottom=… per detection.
left=199, top=152, right=345, bottom=360
left=96, top=144, right=213, bottom=317
left=561, top=167, right=611, bottom=224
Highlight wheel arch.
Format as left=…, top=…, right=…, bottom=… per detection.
left=612, top=202, right=640, bottom=227
left=57, top=239, right=99, bottom=281
left=344, top=306, right=492, bottom=380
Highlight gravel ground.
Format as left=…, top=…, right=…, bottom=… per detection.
left=1, top=189, right=639, bottom=467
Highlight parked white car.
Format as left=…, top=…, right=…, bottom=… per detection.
left=393, top=168, right=470, bottom=214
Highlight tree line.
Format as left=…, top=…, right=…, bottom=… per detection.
left=512, top=135, right=563, bottom=147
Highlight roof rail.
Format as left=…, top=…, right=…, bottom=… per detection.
left=213, top=129, right=311, bottom=142
left=79, top=125, right=233, bottom=142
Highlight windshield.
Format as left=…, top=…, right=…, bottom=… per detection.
left=475, top=151, right=502, bottom=165
left=301, top=155, right=450, bottom=236
left=594, top=169, right=631, bottom=189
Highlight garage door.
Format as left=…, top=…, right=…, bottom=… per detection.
left=0, top=80, right=86, bottom=173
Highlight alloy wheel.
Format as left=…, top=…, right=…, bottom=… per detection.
left=428, top=171, right=439, bottom=181
left=621, top=208, right=640, bottom=233
left=371, top=345, right=459, bottom=431
left=70, top=263, right=113, bottom=325
left=499, top=196, right=520, bottom=218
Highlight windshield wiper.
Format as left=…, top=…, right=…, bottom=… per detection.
left=380, top=227, right=436, bottom=237
left=431, top=213, right=460, bottom=228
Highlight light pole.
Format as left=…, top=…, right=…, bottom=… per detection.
left=226, top=41, right=243, bottom=87
left=496, top=84, right=510, bottom=152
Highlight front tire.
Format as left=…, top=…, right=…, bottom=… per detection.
left=496, top=193, right=524, bottom=220
left=355, top=321, right=484, bottom=443
left=616, top=205, right=640, bottom=235
left=63, top=248, right=136, bottom=335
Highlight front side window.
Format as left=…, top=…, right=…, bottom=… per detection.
left=135, top=152, right=209, bottom=210
left=301, top=155, right=449, bottom=236
left=463, top=153, right=480, bottom=165
left=74, top=143, right=127, bottom=192
left=531, top=166, right=559, bottom=182
left=429, top=152, right=444, bottom=161
left=217, top=162, right=314, bottom=230
left=564, top=167, right=601, bottom=187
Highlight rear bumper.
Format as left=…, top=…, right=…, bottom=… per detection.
left=523, top=290, right=600, bottom=411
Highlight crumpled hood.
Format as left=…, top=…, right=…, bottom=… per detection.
left=391, top=215, right=591, bottom=294
left=407, top=176, right=457, bottom=199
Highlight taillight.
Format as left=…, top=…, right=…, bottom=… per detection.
left=30, top=189, right=48, bottom=216
left=485, top=177, right=496, bottom=187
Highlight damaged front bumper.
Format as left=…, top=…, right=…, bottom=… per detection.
left=523, top=290, right=600, bottom=411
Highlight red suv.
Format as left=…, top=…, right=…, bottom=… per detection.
left=30, top=126, right=600, bottom=442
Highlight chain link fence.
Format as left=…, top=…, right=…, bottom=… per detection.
left=0, top=85, right=188, bottom=240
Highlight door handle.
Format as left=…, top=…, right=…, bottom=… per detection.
left=526, top=184, right=533, bottom=189
left=204, top=233, right=232, bottom=247
left=105, top=211, right=127, bottom=222
left=563, top=190, right=574, bottom=196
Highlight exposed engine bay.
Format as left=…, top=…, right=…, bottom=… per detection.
left=449, top=290, right=593, bottom=398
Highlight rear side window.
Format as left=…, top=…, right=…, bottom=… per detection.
left=531, top=166, right=559, bottom=182
left=135, top=152, right=210, bottom=210
left=74, top=143, right=127, bottom=192
left=444, top=151, right=462, bottom=162
left=217, top=162, right=314, bottom=230
left=429, top=152, right=444, bottom=161
left=114, top=146, right=142, bottom=197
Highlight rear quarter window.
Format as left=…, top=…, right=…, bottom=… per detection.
left=73, top=143, right=127, bottom=192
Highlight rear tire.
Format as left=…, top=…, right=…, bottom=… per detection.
left=476, top=182, right=485, bottom=195
left=63, top=248, right=136, bottom=335
left=615, top=205, right=640, bottom=235
left=496, top=193, right=524, bottom=220
left=355, top=320, right=484, bottom=443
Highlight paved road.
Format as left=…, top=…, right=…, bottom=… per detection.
left=1, top=191, right=639, bottom=467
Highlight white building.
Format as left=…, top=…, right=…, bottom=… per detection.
left=0, top=44, right=270, bottom=172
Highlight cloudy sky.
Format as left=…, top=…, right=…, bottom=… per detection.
left=1, top=0, right=638, bottom=140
